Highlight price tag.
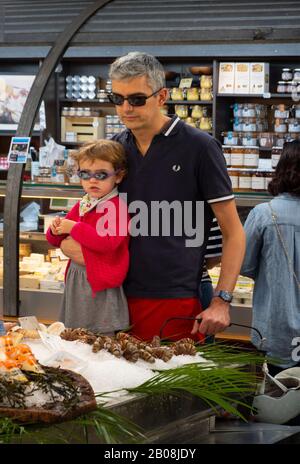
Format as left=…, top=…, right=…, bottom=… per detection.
left=179, top=78, right=193, bottom=89
left=18, top=316, right=40, bottom=330
left=263, top=92, right=271, bottom=99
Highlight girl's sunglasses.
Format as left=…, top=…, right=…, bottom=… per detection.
left=107, top=88, right=162, bottom=107
left=77, top=169, right=119, bottom=181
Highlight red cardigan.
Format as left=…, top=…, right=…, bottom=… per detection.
left=46, top=196, right=130, bottom=295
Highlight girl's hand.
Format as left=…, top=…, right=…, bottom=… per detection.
left=50, top=216, right=62, bottom=235
left=56, top=219, right=76, bottom=235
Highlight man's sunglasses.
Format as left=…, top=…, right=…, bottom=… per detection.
left=107, top=88, right=162, bottom=107
left=77, top=169, right=119, bottom=181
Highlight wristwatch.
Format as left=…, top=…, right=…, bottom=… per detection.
left=213, top=290, right=233, bottom=303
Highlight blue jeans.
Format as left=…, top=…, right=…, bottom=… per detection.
left=199, top=280, right=215, bottom=344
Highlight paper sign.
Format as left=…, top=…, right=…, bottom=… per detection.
left=18, top=316, right=40, bottom=330
left=8, top=136, right=31, bottom=163
left=179, top=78, right=193, bottom=89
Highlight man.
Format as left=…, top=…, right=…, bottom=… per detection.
left=61, top=52, right=245, bottom=340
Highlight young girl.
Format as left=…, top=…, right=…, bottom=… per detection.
left=46, top=140, right=130, bottom=334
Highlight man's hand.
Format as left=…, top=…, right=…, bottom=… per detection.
left=191, top=297, right=230, bottom=335
left=56, top=219, right=76, bottom=235
left=61, top=237, right=85, bottom=265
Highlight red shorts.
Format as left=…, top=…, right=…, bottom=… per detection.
left=127, top=297, right=204, bottom=343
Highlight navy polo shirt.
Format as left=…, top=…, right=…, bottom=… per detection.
left=114, top=116, right=234, bottom=298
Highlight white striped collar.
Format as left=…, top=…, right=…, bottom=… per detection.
left=163, top=116, right=181, bottom=137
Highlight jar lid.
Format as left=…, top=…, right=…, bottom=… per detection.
left=282, top=68, right=292, bottom=71
left=278, top=81, right=287, bottom=84
left=294, top=69, right=300, bottom=71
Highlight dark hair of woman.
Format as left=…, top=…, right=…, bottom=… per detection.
left=268, top=140, right=300, bottom=197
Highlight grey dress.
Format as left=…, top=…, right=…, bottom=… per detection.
left=60, top=261, right=129, bottom=334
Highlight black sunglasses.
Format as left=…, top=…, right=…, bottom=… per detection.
left=107, top=88, right=163, bottom=107
left=77, top=169, right=119, bottom=181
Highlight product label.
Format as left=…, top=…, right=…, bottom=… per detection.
left=231, top=153, right=244, bottom=166
left=239, top=176, right=252, bottom=189
left=244, top=153, right=259, bottom=167
left=229, top=175, right=239, bottom=188
left=251, top=177, right=265, bottom=190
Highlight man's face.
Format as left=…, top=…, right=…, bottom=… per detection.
left=111, top=75, right=167, bottom=131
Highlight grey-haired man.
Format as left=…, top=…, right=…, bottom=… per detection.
left=61, top=52, right=245, bottom=341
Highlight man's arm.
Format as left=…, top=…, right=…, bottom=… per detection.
left=192, top=199, right=246, bottom=335
left=60, top=237, right=85, bottom=265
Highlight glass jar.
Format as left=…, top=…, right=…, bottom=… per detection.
left=222, top=131, right=239, bottom=145
left=69, top=107, right=76, bottom=116
left=200, top=75, right=212, bottom=89
left=293, top=104, right=300, bottom=118
left=233, top=117, right=244, bottom=132
left=286, top=81, right=297, bottom=93
left=171, top=87, right=184, bottom=101
left=233, top=103, right=244, bottom=118
left=272, top=104, right=290, bottom=119
left=228, top=169, right=239, bottom=191
left=88, top=76, right=96, bottom=84
left=66, top=75, right=73, bottom=84
left=255, top=104, right=267, bottom=118
left=242, top=104, right=256, bottom=118
left=185, top=117, right=197, bottom=128
left=238, top=170, right=252, bottom=191
left=277, top=81, right=287, bottom=93
left=294, top=69, right=300, bottom=82
left=83, top=107, right=91, bottom=117
left=287, top=118, right=300, bottom=133
left=200, top=89, right=212, bottom=101
left=288, top=132, right=300, bottom=141
left=175, top=105, right=188, bottom=118
left=274, top=119, right=287, bottom=133
left=243, top=147, right=259, bottom=168
left=275, top=133, right=286, bottom=147
left=191, top=105, right=203, bottom=119
left=186, top=87, right=199, bottom=101
left=258, top=132, right=276, bottom=148
left=271, top=146, right=282, bottom=168
left=281, top=68, right=293, bottom=81
left=242, top=118, right=257, bottom=132
left=230, top=146, right=245, bottom=167
left=199, top=116, right=212, bottom=131
left=222, top=146, right=231, bottom=167
left=251, top=171, right=266, bottom=191
left=241, top=132, right=257, bottom=146
left=61, top=107, right=70, bottom=116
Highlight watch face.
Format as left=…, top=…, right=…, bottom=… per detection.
left=215, top=291, right=233, bottom=302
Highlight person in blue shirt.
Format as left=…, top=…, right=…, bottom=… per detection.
left=241, top=140, right=300, bottom=375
